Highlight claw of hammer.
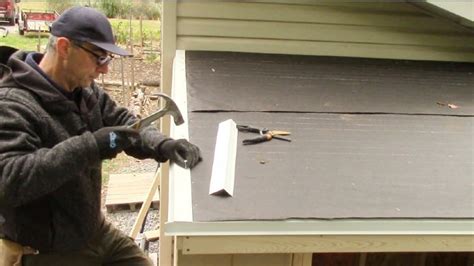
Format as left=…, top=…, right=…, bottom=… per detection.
left=129, top=93, right=184, bottom=130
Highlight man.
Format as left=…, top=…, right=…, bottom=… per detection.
left=0, top=6, right=201, bottom=266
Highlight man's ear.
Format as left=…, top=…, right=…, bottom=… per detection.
left=55, top=37, right=71, bottom=59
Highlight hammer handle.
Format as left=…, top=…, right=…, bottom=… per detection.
left=243, top=133, right=272, bottom=145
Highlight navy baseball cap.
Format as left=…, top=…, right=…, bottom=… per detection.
left=51, top=6, right=131, bottom=56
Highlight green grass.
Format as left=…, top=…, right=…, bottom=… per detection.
left=101, top=154, right=131, bottom=183
left=0, top=17, right=160, bottom=52
left=109, top=18, right=161, bottom=46
left=101, top=159, right=117, bottom=184
left=15, top=1, right=161, bottom=48
left=0, top=33, right=49, bottom=51
left=19, top=1, right=49, bottom=11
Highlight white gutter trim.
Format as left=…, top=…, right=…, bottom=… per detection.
left=168, top=50, right=193, bottom=222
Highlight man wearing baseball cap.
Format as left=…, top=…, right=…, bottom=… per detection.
left=0, top=6, right=201, bottom=265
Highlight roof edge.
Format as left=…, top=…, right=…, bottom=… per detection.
left=409, top=0, right=474, bottom=30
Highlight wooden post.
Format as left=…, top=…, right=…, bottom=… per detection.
left=359, top=253, right=367, bottom=266
left=140, top=15, right=144, bottom=49
left=292, top=254, right=313, bottom=266
left=129, top=171, right=160, bottom=239
left=120, top=57, right=126, bottom=104
left=37, top=29, right=41, bottom=52
left=129, top=10, right=135, bottom=91
left=159, top=2, right=177, bottom=265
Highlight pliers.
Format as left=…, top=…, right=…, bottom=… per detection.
left=236, top=125, right=291, bottom=145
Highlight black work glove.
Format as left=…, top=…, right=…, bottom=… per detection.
left=93, top=126, right=140, bottom=160
left=158, top=139, right=202, bottom=169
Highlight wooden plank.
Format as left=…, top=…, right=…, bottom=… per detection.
left=177, top=18, right=474, bottom=49
left=105, top=193, right=159, bottom=201
left=106, top=188, right=159, bottom=194
left=176, top=250, right=293, bottom=266
left=106, top=198, right=155, bottom=204
left=177, top=2, right=468, bottom=33
left=105, top=173, right=159, bottom=211
left=177, top=37, right=474, bottom=62
left=129, top=171, right=160, bottom=239
left=144, top=229, right=160, bottom=241
left=176, top=250, right=232, bottom=266
left=149, top=253, right=158, bottom=266
left=181, top=235, right=474, bottom=254
left=232, top=254, right=292, bottom=266
left=174, top=235, right=179, bottom=266
left=292, top=253, right=312, bottom=266
left=359, top=253, right=367, bottom=266
left=105, top=202, right=158, bottom=213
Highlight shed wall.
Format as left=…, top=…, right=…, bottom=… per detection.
left=161, top=1, right=474, bottom=92
left=175, top=1, right=474, bottom=62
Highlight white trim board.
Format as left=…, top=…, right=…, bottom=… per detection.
left=180, top=235, right=474, bottom=254
left=168, top=50, right=193, bottom=222
left=209, top=119, right=237, bottom=196
left=165, top=219, right=474, bottom=236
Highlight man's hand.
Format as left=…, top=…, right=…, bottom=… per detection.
left=159, top=139, right=201, bottom=169
left=93, top=126, right=139, bottom=160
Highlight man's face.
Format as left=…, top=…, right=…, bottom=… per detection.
left=66, top=41, right=112, bottom=89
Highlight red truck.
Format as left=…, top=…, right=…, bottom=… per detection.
left=0, top=0, right=19, bottom=25
left=18, top=9, right=58, bottom=35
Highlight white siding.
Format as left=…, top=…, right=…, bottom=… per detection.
left=174, top=1, right=474, bottom=62
left=161, top=1, right=474, bottom=91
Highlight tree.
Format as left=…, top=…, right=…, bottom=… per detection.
left=46, top=0, right=77, bottom=13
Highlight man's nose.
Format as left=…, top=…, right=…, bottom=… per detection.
left=97, top=63, right=109, bottom=74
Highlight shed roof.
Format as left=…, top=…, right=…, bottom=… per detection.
left=185, top=51, right=474, bottom=222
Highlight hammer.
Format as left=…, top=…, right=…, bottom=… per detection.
left=128, top=93, right=184, bottom=130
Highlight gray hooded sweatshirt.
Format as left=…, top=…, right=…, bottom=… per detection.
left=0, top=47, right=168, bottom=252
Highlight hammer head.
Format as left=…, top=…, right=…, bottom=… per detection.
left=158, top=93, right=184, bottom=125
left=129, top=93, right=184, bottom=130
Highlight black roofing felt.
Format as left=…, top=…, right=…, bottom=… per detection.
left=185, top=51, right=474, bottom=221
left=186, top=51, right=473, bottom=115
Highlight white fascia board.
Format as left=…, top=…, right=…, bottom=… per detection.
left=165, top=219, right=474, bottom=236
left=168, top=50, right=193, bottom=222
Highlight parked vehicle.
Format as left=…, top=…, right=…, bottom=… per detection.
left=0, top=0, right=20, bottom=25
left=18, top=9, right=58, bottom=35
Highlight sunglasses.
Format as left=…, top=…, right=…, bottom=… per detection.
left=73, top=42, right=114, bottom=66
